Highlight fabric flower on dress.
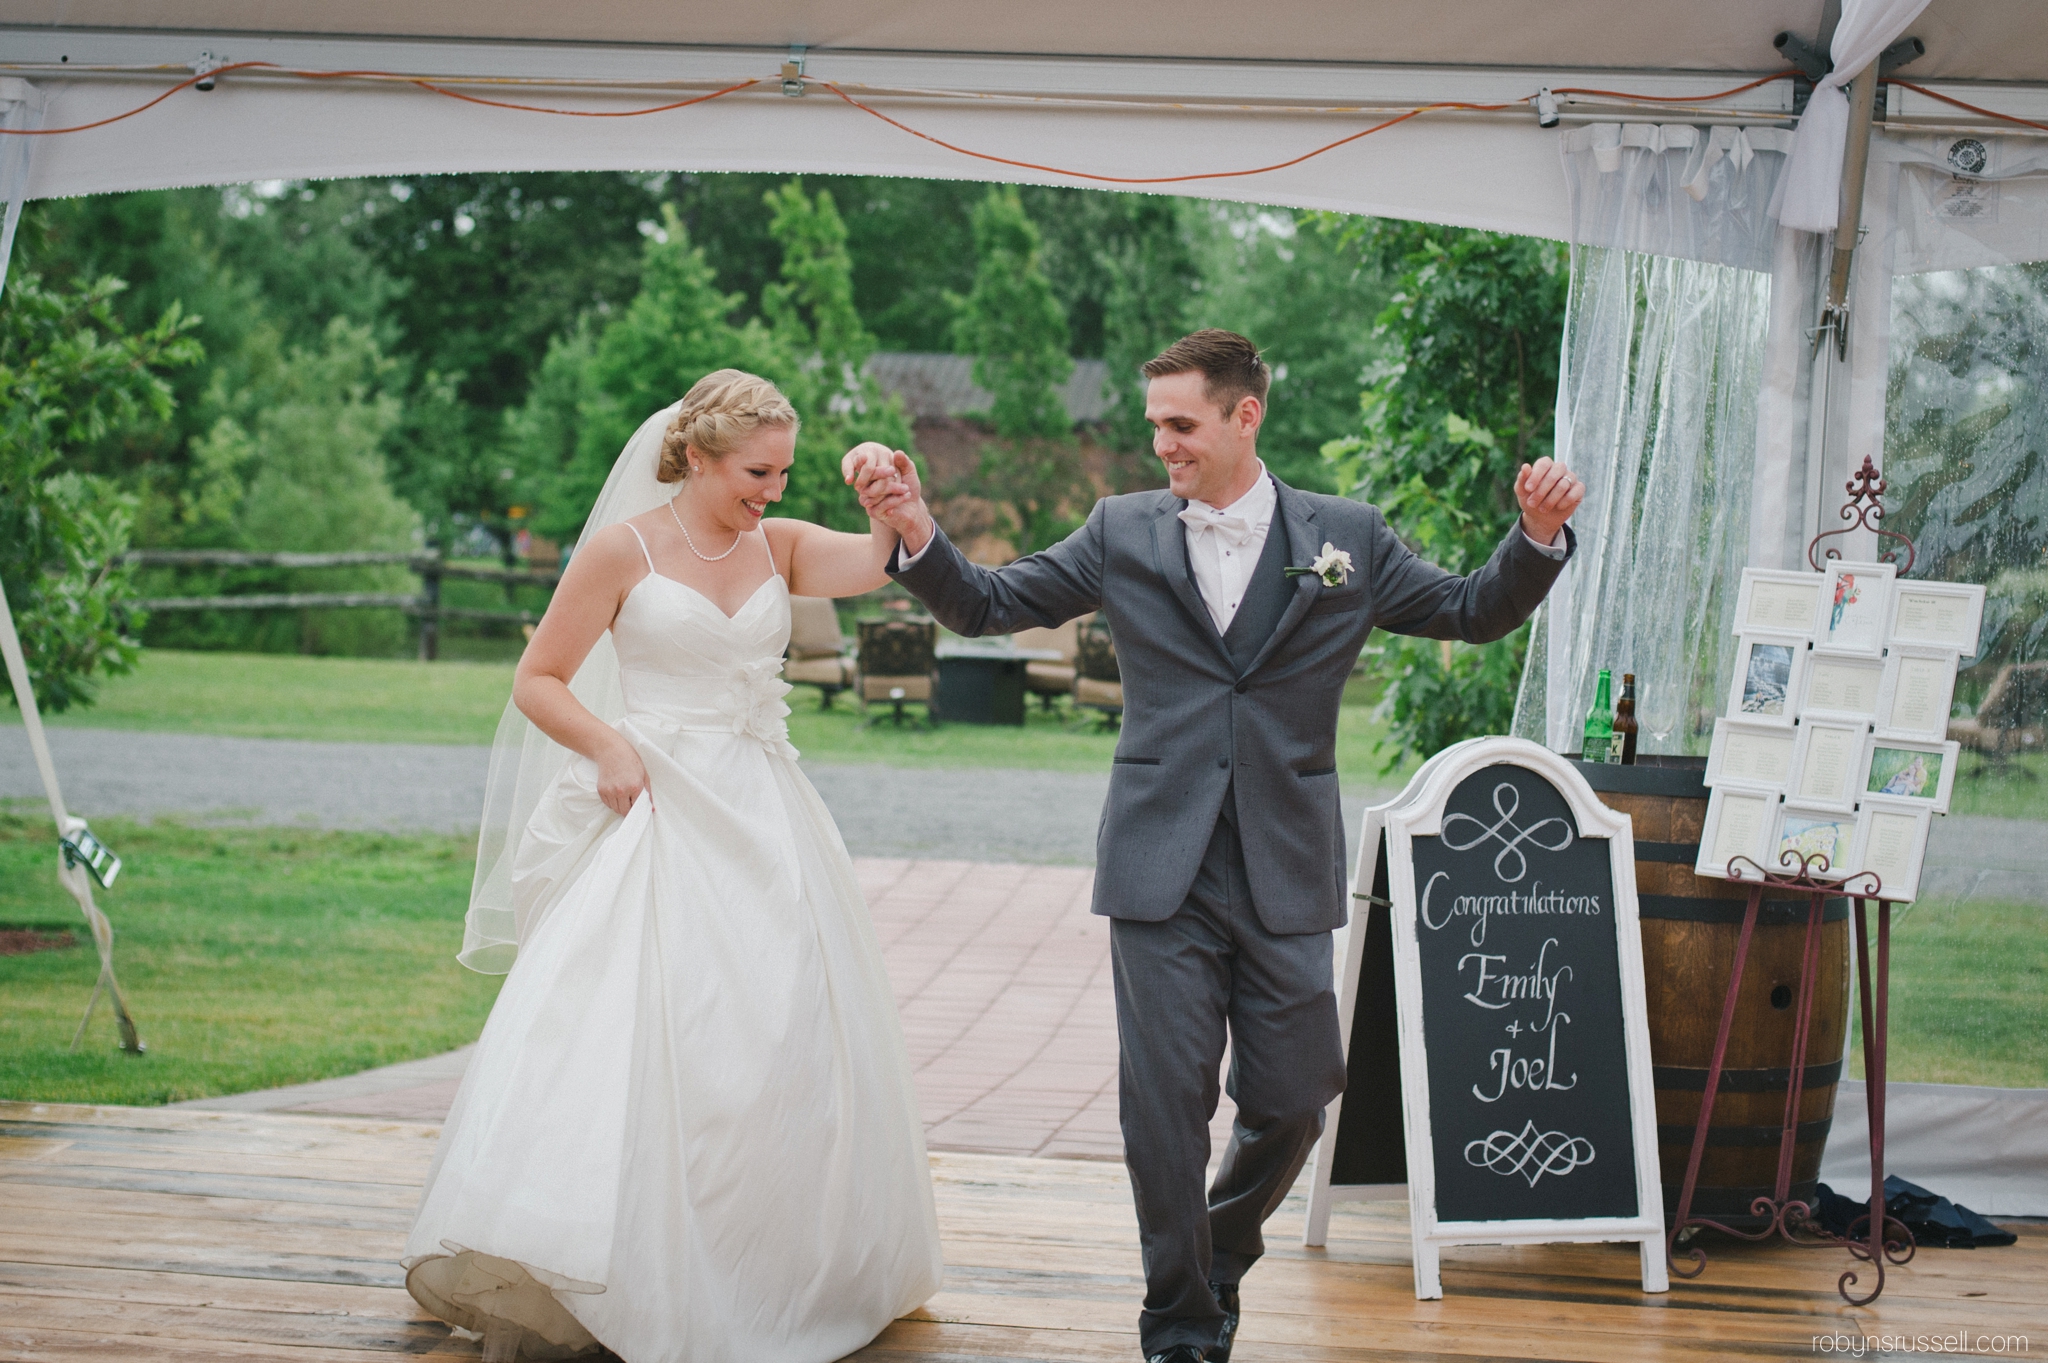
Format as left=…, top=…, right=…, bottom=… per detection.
left=715, top=657, right=799, bottom=757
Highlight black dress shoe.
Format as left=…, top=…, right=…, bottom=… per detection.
left=1145, top=1348, right=1207, bottom=1363
left=1208, top=1280, right=1241, bottom=1362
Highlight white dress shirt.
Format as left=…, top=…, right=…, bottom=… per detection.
left=1177, top=462, right=1278, bottom=635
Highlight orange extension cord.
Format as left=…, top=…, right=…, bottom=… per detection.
left=3, top=59, right=2044, bottom=184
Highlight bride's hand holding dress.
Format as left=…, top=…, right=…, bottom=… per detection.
left=403, top=379, right=942, bottom=1363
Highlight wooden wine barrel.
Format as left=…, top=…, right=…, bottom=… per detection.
left=1574, top=758, right=1850, bottom=1230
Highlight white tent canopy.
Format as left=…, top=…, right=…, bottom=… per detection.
left=5, top=0, right=2048, bottom=235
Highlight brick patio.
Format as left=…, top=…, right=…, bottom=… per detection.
left=235, top=859, right=1240, bottom=1161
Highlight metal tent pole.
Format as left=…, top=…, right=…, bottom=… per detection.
left=0, top=80, right=144, bottom=1054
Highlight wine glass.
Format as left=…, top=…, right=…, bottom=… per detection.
left=1639, top=677, right=1681, bottom=756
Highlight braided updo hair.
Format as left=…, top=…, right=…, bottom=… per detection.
left=657, top=369, right=801, bottom=483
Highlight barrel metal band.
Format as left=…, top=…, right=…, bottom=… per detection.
left=1632, top=840, right=1701, bottom=864
left=1658, top=1118, right=1835, bottom=1148
left=1654, top=1060, right=1844, bottom=1092
left=1637, top=894, right=1850, bottom=925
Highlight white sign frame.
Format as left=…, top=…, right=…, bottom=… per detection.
left=1875, top=645, right=1961, bottom=742
left=1732, top=568, right=1825, bottom=638
left=1799, top=651, right=1888, bottom=725
left=1787, top=718, right=1872, bottom=814
left=1886, top=579, right=1987, bottom=656
left=1304, top=738, right=1490, bottom=1246
left=1703, top=717, right=1798, bottom=792
left=1695, top=787, right=1780, bottom=881
left=1815, top=560, right=1896, bottom=659
left=1725, top=634, right=1808, bottom=726
left=1853, top=803, right=1934, bottom=902
left=1862, top=736, right=1962, bottom=815
left=1315, top=739, right=1667, bottom=1299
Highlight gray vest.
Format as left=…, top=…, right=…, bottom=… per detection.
left=1218, top=509, right=1296, bottom=674
left=1201, top=506, right=1295, bottom=831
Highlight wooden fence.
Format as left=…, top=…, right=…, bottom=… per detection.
left=122, top=550, right=561, bottom=661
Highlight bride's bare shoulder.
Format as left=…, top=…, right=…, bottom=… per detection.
left=564, top=522, right=652, bottom=587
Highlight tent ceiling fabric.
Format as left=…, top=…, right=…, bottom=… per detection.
left=2, top=0, right=2044, bottom=240
left=9, top=0, right=2048, bottom=83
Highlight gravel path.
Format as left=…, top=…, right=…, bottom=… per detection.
left=4, top=726, right=2040, bottom=897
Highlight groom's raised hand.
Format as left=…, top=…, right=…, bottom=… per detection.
left=1515, top=457, right=1585, bottom=548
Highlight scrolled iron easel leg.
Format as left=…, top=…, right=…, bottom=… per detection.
left=1668, top=883, right=1764, bottom=1278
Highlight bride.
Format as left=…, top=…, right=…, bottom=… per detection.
left=403, top=370, right=942, bottom=1362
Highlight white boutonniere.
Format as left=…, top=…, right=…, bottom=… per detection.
left=1286, top=542, right=1354, bottom=588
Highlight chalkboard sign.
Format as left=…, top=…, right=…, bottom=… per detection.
left=1303, top=738, right=1667, bottom=1298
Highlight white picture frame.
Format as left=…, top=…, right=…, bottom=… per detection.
left=1732, top=569, right=1824, bottom=638
left=1861, top=736, right=1961, bottom=815
left=1799, top=652, right=1888, bottom=724
left=1787, top=719, right=1870, bottom=814
left=1726, top=634, right=1808, bottom=726
left=1703, top=718, right=1798, bottom=792
left=1852, top=803, right=1932, bottom=903
left=1696, top=787, right=1779, bottom=881
left=1815, top=560, right=1895, bottom=658
left=1887, top=579, right=1987, bottom=657
left=1875, top=645, right=1961, bottom=742
left=1770, top=805, right=1860, bottom=881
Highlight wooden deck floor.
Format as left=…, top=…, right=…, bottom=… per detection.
left=1, top=1101, right=2038, bottom=1362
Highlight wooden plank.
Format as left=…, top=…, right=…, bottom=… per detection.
left=0, top=1289, right=447, bottom=1355
left=2, top=1102, right=2039, bottom=1362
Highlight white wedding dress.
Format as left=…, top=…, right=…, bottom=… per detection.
left=404, top=528, right=942, bottom=1362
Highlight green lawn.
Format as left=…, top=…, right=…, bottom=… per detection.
left=0, top=813, right=499, bottom=1106
left=15, top=647, right=1418, bottom=785
left=1847, top=896, right=2048, bottom=1089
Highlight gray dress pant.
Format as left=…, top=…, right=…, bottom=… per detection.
left=1110, top=806, right=1348, bottom=1355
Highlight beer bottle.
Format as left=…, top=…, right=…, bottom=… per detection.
left=1583, top=669, right=1614, bottom=763
left=1615, top=672, right=1639, bottom=765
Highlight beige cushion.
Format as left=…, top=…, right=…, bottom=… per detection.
left=785, top=656, right=854, bottom=687
left=1074, top=677, right=1123, bottom=710
left=861, top=675, right=933, bottom=703
left=1026, top=661, right=1077, bottom=693
left=787, top=595, right=846, bottom=660
left=1012, top=620, right=1078, bottom=661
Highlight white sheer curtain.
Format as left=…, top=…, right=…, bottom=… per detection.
left=1513, top=123, right=1784, bottom=754
left=1513, top=248, right=1770, bottom=754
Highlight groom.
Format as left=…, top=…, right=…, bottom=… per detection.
left=848, top=329, right=1582, bottom=1362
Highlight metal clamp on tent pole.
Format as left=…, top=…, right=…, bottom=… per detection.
left=781, top=45, right=806, bottom=96
left=191, top=51, right=223, bottom=91
left=1535, top=89, right=1559, bottom=128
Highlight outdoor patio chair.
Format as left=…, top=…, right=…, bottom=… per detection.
left=1013, top=618, right=1079, bottom=710
left=856, top=616, right=938, bottom=728
left=783, top=595, right=855, bottom=709
left=1949, top=660, right=2048, bottom=772
left=1072, top=615, right=1123, bottom=727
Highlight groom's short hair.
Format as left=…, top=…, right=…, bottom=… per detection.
left=1142, top=329, right=1271, bottom=417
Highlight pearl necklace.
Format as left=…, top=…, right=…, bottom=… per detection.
left=669, top=495, right=744, bottom=562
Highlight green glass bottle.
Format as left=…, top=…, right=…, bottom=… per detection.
left=1583, top=668, right=1614, bottom=763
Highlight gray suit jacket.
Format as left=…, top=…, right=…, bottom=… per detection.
left=892, top=477, right=1573, bottom=934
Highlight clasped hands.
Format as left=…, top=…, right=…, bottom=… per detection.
left=842, top=443, right=934, bottom=555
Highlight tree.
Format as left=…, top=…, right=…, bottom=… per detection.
left=1317, top=220, right=1568, bottom=768
left=949, top=189, right=1091, bottom=553
left=758, top=182, right=916, bottom=530
left=1187, top=205, right=1390, bottom=491
left=161, top=319, right=419, bottom=657
left=955, top=188, right=1074, bottom=441
left=0, top=272, right=200, bottom=712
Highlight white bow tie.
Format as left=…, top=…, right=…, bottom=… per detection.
left=1178, top=504, right=1260, bottom=547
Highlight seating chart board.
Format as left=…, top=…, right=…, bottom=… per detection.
left=1702, top=564, right=1983, bottom=899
